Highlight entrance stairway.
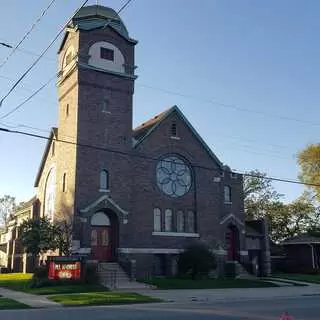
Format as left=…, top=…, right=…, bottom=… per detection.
left=98, top=262, right=152, bottom=290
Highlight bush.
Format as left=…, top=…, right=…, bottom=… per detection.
left=178, top=243, right=216, bottom=279
left=30, top=265, right=49, bottom=288
left=83, top=263, right=99, bottom=284
left=224, top=262, right=237, bottom=278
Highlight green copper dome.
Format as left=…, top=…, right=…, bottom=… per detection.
left=71, top=5, right=130, bottom=40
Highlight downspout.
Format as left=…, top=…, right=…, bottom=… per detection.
left=308, top=244, right=315, bottom=269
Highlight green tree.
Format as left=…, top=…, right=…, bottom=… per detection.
left=266, top=194, right=317, bottom=242
left=0, top=195, right=16, bottom=226
left=243, top=170, right=283, bottom=219
left=297, top=144, right=320, bottom=200
left=178, top=243, right=216, bottom=279
left=20, top=217, right=56, bottom=259
left=53, top=220, right=72, bottom=256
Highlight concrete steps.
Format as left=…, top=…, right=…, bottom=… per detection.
left=98, top=262, right=151, bottom=290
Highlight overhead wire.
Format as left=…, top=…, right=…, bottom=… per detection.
left=0, top=126, right=318, bottom=188
left=0, top=75, right=56, bottom=120
left=0, top=0, right=90, bottom=107
left=0, top=0, right=57, bottom=70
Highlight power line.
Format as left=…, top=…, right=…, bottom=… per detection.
left=0, top=118, right=297, bottom=160
left=0, top=40, right=55, bottom=62
left=0, top=42, right=13, bottom=49
left=0, top=0, right=135, bottom=119
left=1, top=126, right=319, bottom=188
left=137, top=84, right=320, bottom=127
left=0, top=0, right=57, bottom=70
left=0, top=75, right=56, bottom=120
left=0, top=0, right=90, bottom=108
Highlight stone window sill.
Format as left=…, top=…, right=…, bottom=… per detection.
left=170, top=136, right=181, bottom=140
left=99, top=189, right=110, bottom=193
left=224, top=201, right=232, bottom=205
left=152, top=231, right=199, bottom=238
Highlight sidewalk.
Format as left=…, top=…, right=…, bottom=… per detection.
left=136, top=284, right=320, bottom=303
left=0, top=287, right=61, bottom=308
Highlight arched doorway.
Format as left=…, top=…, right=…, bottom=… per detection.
left=226, top=224, right=240, bottom=261
left=90, top=211, right=118, bottom=262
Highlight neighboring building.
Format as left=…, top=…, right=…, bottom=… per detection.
left=245, top=219, right=271, bottom=277
left=281, top=234, right=320, bottom=273
left=0, top=197, right=39, bottom=272
left=3, top=5, right=254, bottom=278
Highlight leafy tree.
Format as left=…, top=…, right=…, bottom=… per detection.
left=19, top=217, right=56, bottom=258
left=53, top=220, right=73, bottom=256
left=297, top=144, right=320, bottom=200
left=178, top=243, right=216, bottom=279
left=0, top=195, right=16, bottom=226
left=265, top=194, right=318, bottom=243
left=243, top=170, right=283, bottom=219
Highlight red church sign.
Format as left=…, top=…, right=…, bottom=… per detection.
left=48, top=256, right=82, bottom=280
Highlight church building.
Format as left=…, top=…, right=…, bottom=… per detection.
left=1, top=5, right=255, bottom=278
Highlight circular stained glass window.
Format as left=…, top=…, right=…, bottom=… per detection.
left=156, top=155, right=192, bottom=198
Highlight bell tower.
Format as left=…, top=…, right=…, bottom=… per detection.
left=55, top=5, right=137, bottom=224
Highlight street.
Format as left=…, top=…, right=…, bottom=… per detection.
left=1, top=296, right=320, bottom=320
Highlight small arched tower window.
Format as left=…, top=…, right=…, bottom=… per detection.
left=171, top=121, right=177, bottom=137
left=100, top=170, right=109, bottom=190
left=224, top=186, right=232, bottom=203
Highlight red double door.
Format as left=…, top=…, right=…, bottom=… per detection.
left=91, top=226, right=113, bottom=261
left=226, top=226, right=239, bottom=261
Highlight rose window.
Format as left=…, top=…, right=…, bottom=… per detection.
left=156, top=155, right=192, bottom=198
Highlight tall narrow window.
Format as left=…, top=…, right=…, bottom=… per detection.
left=165, top=209, right=173, bottom=232
left=153, top=208, right=161, bottom=232
left=102, top=99, right=109, bottom=114
left=100, top=170, right=109, bottom=190
left=224, top=186, right=232, bottom=203
left=62, top=173, right=67, bottom=193
left=66, top=104, right=69, bottom=117
left=52, top=141, right=55, bottom=157
left=187, top=211, right=195, bottom=233
left=171, top=121, right=177, bottom=137
left=176, top=210, right=184, bottom=233
left=91, top=230, right=97, bottom=246
left=65, top=51, right=73, bottom=66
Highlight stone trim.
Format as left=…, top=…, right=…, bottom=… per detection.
left=152, top=232, right=200, bottom=238
left=80, top=194, right=128, bottom=216
left=220, top=213, right=244, bottom=226
left=118, top=248, right=183, bottom=254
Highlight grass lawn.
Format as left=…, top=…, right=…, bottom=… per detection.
left=274, top=274, right=320, bottom=284
left=0, top=273, right=32, bottom=292
left=0, top=273, right=107, bottom=295
left=143, top=277, right=278, bottom=289
left=0, top=298, right=29, bottom=310
left=49, top=292, right=161, bottom=306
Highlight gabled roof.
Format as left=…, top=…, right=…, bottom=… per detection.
left=14, top=196, right=37, bottom=216
left=282, top=234, right=320, bottom=245
left=34, top=128, right=58, bottom=187
left=133, top=106, right=222, bottom=167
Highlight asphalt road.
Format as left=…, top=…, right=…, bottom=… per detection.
left=1, top=296, right=320, bottom=320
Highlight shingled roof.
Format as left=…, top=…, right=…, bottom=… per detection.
left=133, top=106, right=223, bottom=167
left=282, top=234, right=320, bottom=245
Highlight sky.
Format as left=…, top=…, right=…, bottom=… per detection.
left=0, top=0, right=319, bottom=203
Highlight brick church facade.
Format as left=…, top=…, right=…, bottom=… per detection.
left=0, top=5, right=261, bottom=278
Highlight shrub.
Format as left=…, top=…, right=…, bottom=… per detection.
left=30, top=265, right=49, bottom=288
left=178, top=243, right=216, bottom=279
left=83, top=263, right=99, bottom=284
left=224, top=261, right=237, bottom=278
